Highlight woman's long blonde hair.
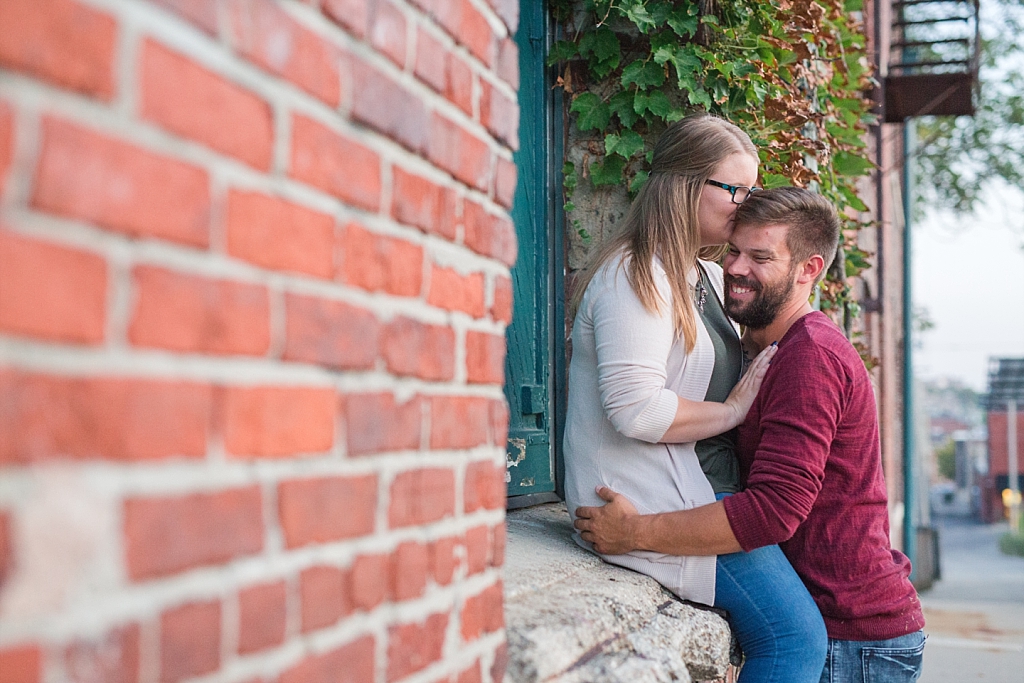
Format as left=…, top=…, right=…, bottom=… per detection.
left=570, top=114, right=757, bottom=353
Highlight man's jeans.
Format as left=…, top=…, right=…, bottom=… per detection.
left=819, top=631, right=926, bottom=683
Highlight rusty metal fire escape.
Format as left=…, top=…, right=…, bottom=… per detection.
left=884, top=0, right=981, bottom=121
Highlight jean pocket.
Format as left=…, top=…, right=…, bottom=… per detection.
left=861, top=637, right=926, bottom=683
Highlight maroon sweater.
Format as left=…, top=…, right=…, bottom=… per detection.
left=723, top=312, right=924, bottom=640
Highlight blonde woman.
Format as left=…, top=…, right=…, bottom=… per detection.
left=564, top=115, right=826, bottom=682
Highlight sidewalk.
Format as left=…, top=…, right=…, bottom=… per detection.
left=919, top=517, right=1024, bottom=682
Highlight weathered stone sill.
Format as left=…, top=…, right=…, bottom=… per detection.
left=504, top=503, right=735, bottom=683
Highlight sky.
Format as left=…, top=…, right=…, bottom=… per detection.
left=912, top=187, right=1024, bottom=392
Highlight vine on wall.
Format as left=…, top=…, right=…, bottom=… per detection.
left=548, top=0, right=877, bottom=348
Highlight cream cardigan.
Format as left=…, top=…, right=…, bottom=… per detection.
left=563, top=254, right=729, bottom=605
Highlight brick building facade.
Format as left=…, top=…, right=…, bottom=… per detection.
left=0, top=1, right=517, bottom=681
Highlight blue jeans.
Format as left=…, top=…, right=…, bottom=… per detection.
left=715, top=544, right=827, bottom=683
left=818, top=631, right=926, bottom=683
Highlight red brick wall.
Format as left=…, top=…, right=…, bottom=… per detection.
left=0, top=1, right=517, bottom=682
left=987, top=411, right=1024, bottom=477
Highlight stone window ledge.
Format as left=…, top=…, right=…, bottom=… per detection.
left=504, top=503, right=735, bottom=683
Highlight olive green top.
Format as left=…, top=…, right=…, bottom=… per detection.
left=694, top=265, right=743, bottom=494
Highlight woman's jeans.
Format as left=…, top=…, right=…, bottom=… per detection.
left=818, top=631, right=926, bottom=683
left=715, top=544, right=827, bottom=683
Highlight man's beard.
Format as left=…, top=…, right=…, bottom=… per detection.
left=724, top=269, right=796, bottom=330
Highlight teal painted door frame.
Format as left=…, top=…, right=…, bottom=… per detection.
left=504, top=0, right=565, bottom=506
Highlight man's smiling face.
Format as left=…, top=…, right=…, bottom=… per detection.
left=723, top=222, right=798, bottom=330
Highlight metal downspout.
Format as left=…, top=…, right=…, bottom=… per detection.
left=902, top=122, right=917, bottom=576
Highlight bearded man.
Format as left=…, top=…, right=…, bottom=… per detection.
left=574, top=187, right=926, bottom=683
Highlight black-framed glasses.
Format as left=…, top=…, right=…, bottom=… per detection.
left=706, top=179, right=762, bottom=204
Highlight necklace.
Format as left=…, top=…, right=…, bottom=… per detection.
left=693, top=276, right=707, bottom=313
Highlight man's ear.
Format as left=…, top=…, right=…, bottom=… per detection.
left=796, top=254, right=825, bottom=285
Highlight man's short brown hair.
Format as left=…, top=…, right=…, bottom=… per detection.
left=734, top=187, right=841, bottom=283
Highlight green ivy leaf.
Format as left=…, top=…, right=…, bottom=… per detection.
left=579, top=26, right=621, bottom=78
left=570, top=92, right=610, bottom=131
left=833, top=151, right=874, bottom=177
left=629, top=170, right=650, bottom=193
left=590, top=154, right=626, bottom=186
left=605, top=129, right=644, bottom=159
left=546, top=40, right=578, bottom=66
left=622, top=59, right=666, bottom=90
left=844, top=0, right=864, bottom=10
left=762, top=173, right=791, bottom=189
left=609, top=90, right=639, bottom=127
left=646, top=89, right=673, bottom=118
left=625, top=2, right=657, bottom=33
left=668, top=6, right=700, bottom=37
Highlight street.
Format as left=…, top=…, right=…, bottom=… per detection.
left=919, top=517, right=1024, bottom=682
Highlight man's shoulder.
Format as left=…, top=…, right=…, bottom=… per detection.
left=772, top=313, right=865, bottom=382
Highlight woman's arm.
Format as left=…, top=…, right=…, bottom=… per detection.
left=659, top=342, right=775, bottom=443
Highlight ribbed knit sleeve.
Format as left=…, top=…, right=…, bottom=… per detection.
left=722, top=338, right=844, bottom=550
left=585, top=263, right=680, bottom=443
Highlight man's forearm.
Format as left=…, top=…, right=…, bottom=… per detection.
left=630, top=501, right=742, bottom=556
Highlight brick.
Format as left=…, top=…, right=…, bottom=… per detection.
left=369, top=1, right=407, bottom=68
left=428, top=266, right=485, bottom=318
left=279, top=475, right=376, bottom=548
left=491, top=522, right=506, bottom=567
left=141, top=40, right=273, bottom=170
left=466, top=331, right=507, bottom=385
left=418, top=0, right=463, bottom=38
left=414, top=28, right=447, bottom=93
left=447, top=53, right=475, bottom=117
left=279, top=637, right=374, bottom=683
left=382, top=318, right=455, bottom=381
left=228, top=0, right=341, bottom=106
left=496, top=38, right=519, bottom=90
left=284, top=293, right=380, bottom=370
left=222, top=386, right=336, bottom=458
left=339, top=223, right=423, bottom=296
left=152, top=0, right=220, bottom=34
left=464, top=201, right=517, bottom=266
left=430, top=536, right=459, bottom=586
left=387, top=613, right=448, bottom=682
left=0, top=102, right=12, bottom=194
left=480, top=79, right=519, bottom=150
left=300, top=566, right=347, bottom=633
left=160, top=601, right=220, bottom=682
left=465, top=524, right=490, bottom=576
left=460, top=581, right=503, bottom=641
left=239, top=581, right=287, bottom=652
left=464, top=460, right=505, bottom=512
left=124, top=486, right=263, bottom=580
left=487, top=0, right=519, bottom=34
left=490, top=399, right=509, bottom=445
left=0, top=645, right=41, bottom=683
left=351, top=61, right=428, bottom=153
left=350, top=553, right=390, bottom=611
left=64, top=624, right=140, bottom=683
left=0, top=372, right=213, bottom=464
left=291, top=115, right=380, bottom=211
left=391, top=541, right=429, bottom=601
left=33, top=117, right=210, bottom=247
left=343, top=393, right=422, bottom=456
left=388, top=468, right=455, bottom=528
left=491, top=642, right=508, bottom=683
left=129, top=267, right=270, bottom=356
left=0, top=0, right=116, bottom=100
left=491, top=275, right=513, bottom=323
left=0, top=511, right=11, bottom=586
left=430, top=396, right=490, bottom=450
left=494, top=155, right=517, bottom=210
left=457, top=0, right=495, bottom=67
left=227, top=190, right=335, bottom=279
left=322, top=0, right=369, bottom=39
left=428, top=114, right=491, bottom=191
left=0, top=231, right=107, bottom=344
left=391, top=167, right=458, bottom=239
left=458, top=660, right=482, bottom=683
